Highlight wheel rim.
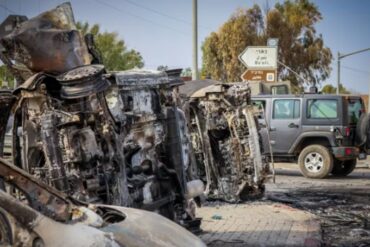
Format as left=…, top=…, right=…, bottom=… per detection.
left=304, top=152, right=324, bottom=173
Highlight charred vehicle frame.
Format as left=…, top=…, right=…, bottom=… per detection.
left=0, top=2, right=203, bottom=231
left=179, top=81, right=272, bottom=202
left=0, top=156, right=205, bottom=246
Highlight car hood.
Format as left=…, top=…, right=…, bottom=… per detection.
left=99, top=205, right=205, bottom=247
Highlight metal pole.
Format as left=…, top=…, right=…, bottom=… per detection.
left=192, top=0, right=198, bottom=80
left=337, top=47, right=370, bottom=95
left=340, top=47, right=370, bottom=59
left=368, top=75, right=370, bottom=112
left=337, top=52, right=340, bottom=95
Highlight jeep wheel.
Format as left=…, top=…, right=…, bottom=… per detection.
left=331, top=159, right=357, bottom=176
left=298, top=145, right=333, bottom=179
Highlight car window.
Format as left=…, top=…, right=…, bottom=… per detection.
left=273, top=99, right=300, bottom=119
left=271, top=85, right=289, bottom=95
left=252, top=100, right=266, bottom=119
left=348, top=98, right=364, bottom=124
left=252, top=100, right=266, bottom=110
left=307, top=99, right=338, bottom=119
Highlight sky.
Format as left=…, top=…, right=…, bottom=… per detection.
left=0, top=0, right=369, bottom=93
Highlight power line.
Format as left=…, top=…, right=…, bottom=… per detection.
left=123, top=0, right=190, bottom=25
left=94, top=0, right=190, bottom=36
left=122, top=0, right=212, bottom=31
left=342, top=65, right=370, bottom=75
left=0, top=4, right=16, bottom=14
left=332, top=63, right=370, bottom=75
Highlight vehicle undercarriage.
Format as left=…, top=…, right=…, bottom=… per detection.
left=180, top=82, right=272, bottom=202
left=0, top=2, right=203, bottom=232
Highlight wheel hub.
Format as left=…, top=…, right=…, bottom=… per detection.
left=304, top=152, right=324, bottom=173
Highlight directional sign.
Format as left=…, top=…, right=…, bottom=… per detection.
left=238, top=46, right=277, bottom=69
left=241, top=69, right=276, bottom=82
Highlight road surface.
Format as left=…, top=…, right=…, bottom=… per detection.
left=198, top=162, right=370, bottom=246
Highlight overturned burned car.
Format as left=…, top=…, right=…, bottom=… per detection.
left=0, top=2, right=202, bottom=231
left=179, top=80, right=271, bottom=202
left=0, top=157, right=205, bottom=247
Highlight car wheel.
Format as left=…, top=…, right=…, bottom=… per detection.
left=355, top=113, right=370, bottom=146
left=298, top=145, right=333, bottom=179
left=331, top=159, right=357, bottom=176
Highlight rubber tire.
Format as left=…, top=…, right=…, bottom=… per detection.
left=298, top=145, right=333, bottom=179
left=331, top=159, right=357, bottom=176
left=355, top=113, right=370, bottom=146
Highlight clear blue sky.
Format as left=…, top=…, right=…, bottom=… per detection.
left=0, top=0, right=369, bottom=93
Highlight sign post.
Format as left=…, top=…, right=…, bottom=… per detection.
left=238, top=46, right=278, bottom=82
left=241, top=69, right=276, bottom=82
left=238, top=46, right=277, bottom=69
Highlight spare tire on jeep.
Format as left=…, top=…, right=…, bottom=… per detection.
left=298, top=145, right=333, bottom=179
left=355, top=113, right=370, bottom=147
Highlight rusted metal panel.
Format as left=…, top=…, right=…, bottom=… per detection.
left=0, top=158, right=73, bottom=221
left=0, top=2, right=90, bottom=77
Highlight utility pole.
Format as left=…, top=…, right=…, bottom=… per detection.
left=337, top=47, right=370, bottom=95
left=337, top=52, right=340, bottom=95
left=192, top=0, right=199, bottom=80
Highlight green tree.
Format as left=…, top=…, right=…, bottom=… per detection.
left=202, top=7, right=263, bottom=81
left=0, top=65, right=15, bottom=88
left=157, top=65, right=169, bottom=71
left=181, top=67, right=192, bottom=77
left=321, top=84, right=350, bottom=94
left=202, top=0, right=332, bottom=87
left=77, top=22, right=144, bottom=71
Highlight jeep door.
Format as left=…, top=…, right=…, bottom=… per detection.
left=269, top=98, right=302, bottom=153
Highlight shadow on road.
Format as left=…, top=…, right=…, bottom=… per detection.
left=266, top=165, right=370, bottom=246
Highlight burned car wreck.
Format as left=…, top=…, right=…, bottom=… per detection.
left=0, top=2, right=203, bottom=231
left=179, top=81, right=271, bottom=202
left=0, top=157, right=205, bottom=247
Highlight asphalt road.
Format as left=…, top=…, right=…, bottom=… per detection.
left=266, top=162, right=370, bottom=247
